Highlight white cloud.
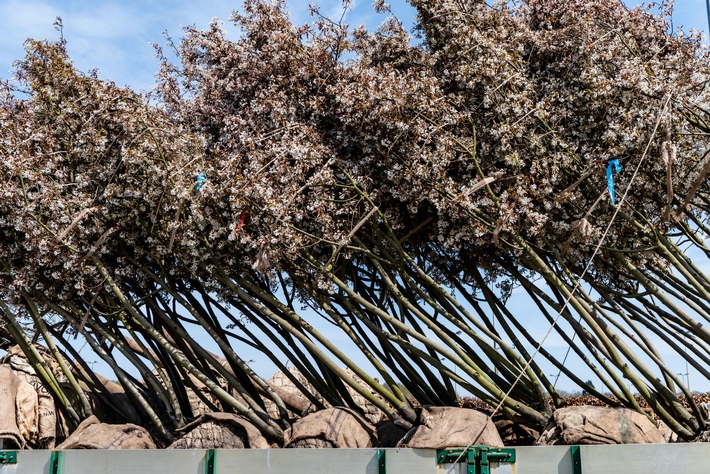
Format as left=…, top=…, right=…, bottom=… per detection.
left=0, top=0, right=243, bottom=88
left=0, top=0, right=60, bottom=76
left=66, top=3, right=150, bottom=40
left=0, top=0, right=58, bottom=41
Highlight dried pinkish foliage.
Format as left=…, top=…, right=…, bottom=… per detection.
left=0, top=0, right=709, bottom=444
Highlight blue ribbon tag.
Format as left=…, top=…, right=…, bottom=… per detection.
left=196, top=172, right=207, bottom=191
left=606, top=159, right=622, bottom=204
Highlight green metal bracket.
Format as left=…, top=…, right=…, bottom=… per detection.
left=205, top=449, right=216, bottom=474
left=0, top=451, right=17, bottom=464
left=49, top=450, right=62, bottom=474
left=478, top=447, right=516, bottom=474
left=377, top=449, right=386, bottom=474
left=437, top=446, right=516, bottom=474
left=437, top=447, right=471, bottom=465
left=571, top=445, right=582, bottom=474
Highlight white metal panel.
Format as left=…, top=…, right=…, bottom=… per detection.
left=385, top=448, right=438, bottom=474
left=4, top=444, right=710, bottom=474
left=436, top=463, right=466, bottom=474
left=0, top=451, right=51, bottom=474
left=59, top=449, right=206, bottom=474
left=217, top=448, right=440, bottom=474
left=216, top=448, right=377, bottom=474
left=509, top=446, right=574, bottom=474
left=492, top=462, right=514, bottom=474
left=580, top=444, right=710, bottom=474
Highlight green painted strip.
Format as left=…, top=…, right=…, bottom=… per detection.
left=205, top=449, right=216, bottom=474
left=571, top=446, right=582, bottom=474
left=0, top=451, right=17, bottom=464
left=49, top=451, right=62, bottom=474
left=436, top=447, right=468, bottom=465
left=377, top=449, right=386, bottom=474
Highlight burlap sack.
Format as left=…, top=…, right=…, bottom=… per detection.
left=169, top=412, right=269, bottom=449
left=15, top=378, right=38, bottom=445
left=376, top=420, right=408, bottom=447
left=264, top=369, right=320, bottom=420
left=340, top=369, right=386, bottom=424
left=56, top=415, right=156, bottom=449
left=36, top=385, right=56, bottom=448
left=536, top=406, right=666, bottom=445
left=493, top=416, right=539, bottom=446
left=0, top=366, right=24, bottom=448
left=9, top=357, right=56, bottom=448
left=73, top=370, right=140, bottom=425
left=656, top=420, right=679, bottom=443
left=5, top=349, right=59, bottom=448
left=184, top=373, right=223, bottom=417
left=4, top=345, right=63, bottom=380
left=399, top=406, right=503, bottom=449
left=285, top=407, right=376, bottom=448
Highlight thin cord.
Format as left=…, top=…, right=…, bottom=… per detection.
left=445, top=94, right=672, bottom=470
left=553, top=323, right=577, bottom=388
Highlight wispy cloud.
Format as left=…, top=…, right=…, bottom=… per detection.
left=0, top=0, right=243, bottom=89
left=4, top=0, right=702, bottom=89
left=0, top=0, right=59, bottom=75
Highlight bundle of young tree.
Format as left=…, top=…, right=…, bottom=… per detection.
left=1, top=0, right=709, bottom=445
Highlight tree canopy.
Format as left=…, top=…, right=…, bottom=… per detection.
left=1, top=0, right=710, bottom=445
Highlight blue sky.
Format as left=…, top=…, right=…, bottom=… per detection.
left=0, top=1, right=708, bottom=90
left=1, top=1, right=709, bottom=394
left=0, top=0, right=414, bottom=90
